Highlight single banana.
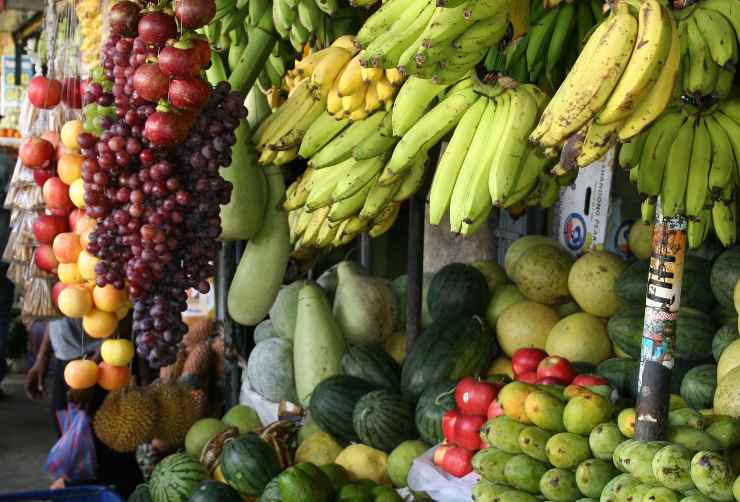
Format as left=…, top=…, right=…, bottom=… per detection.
left=305, top=158, right=357, bottom=211
left=332, top=156, right=386, bottom=201
left=391, top=76, right=448, bottom=136
left=526, top=7, right=561, bottom=72
left=294, top=204, right=314, bottom=236
left=597, top=0, right=672, bottom=125
left=617, top=131, right=648, bottom=170
left=686, top=118, right=712, bottom=218
left=451, top=12, right=509, bottom=53
left=617, top=15, right=680, bottom=141
left=713, top=199, right=737, bottom=246
left=660, top=117, right=694, bottom=218
left=311, top=111, right=388, bottom=168
left=641, top=197, right=656, bottom=224
left=693, top=7, right=738, bottom=67
left=368, top=202, right=402, bottom=238
left=337, top=54, right=365, bottom=96
left=382, top=85, right=478, bottom=181
left=364, top=83, right=382, bottom=113
left=328, top=173, right=379, bottom=222
left=356, top=0, right=415, bottom=48
left=331, top=35, right=359, bottom=53
left=315, top=217, right=340, bottom=248
left=359, top=175, right=405, bottom=220
left=685, top=17, right=714, bottom=95
left=385, top=68, right=405, bottom=85
left=297, top=0, right=323, bottom=32
left=503, top=146, right=552, bottom=208
left=301, top=206, right=331, bottom=247
left=576, top=119, right=623, bottom=167
left=713, top=111, right=740, bottom=183
left=341, top=87, right=366, bottom=112
left=428, top=96, right=488, bottom=225
left=354, top=113, right=398, bottom=160
left=539, top=172, right=560, bottom=208
left=375, top=77, right=396, bottom=103
left=284, top=169, right=315, bottom=210
left=687, top=208, right=710, bottom=249
left=310, top=48, right=354, bottom=100
left=637, top=111, right=685, bottom=196
left=299, top=112, right=350, bottom=159
left=706, top=115, right=736, bottom=199
left=393, top=150, right=429, bottom=202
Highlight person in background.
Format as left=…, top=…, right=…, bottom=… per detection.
left=25, top=317, right=143, bottom=496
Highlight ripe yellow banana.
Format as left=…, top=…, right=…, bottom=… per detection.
left=369, top=202, right=401, bottom=238
left=311, top=48, right=354, bottom=100
left=342, top=87, right=367, bottom=112
left=337, top=55, right=365, bottom=96
left=576, top=120, right=624, bottom=167
left=364, top=83, right=382, bottom=113
left=361, top=66, right=384, bottom=84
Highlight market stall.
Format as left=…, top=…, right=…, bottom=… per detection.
left=3, top=0, right=740, bottom=499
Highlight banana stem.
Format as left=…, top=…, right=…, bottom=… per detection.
left=206, top=49, right=228, bottom=85
left=228, top=14, right=278, bottom=94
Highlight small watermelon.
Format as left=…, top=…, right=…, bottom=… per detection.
left=680, top=364, right=717, bottom=410
left=149, top=453, right=209, bottom=502
left=188, top=480, right=242, bottom=502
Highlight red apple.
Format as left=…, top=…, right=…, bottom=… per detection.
left=517, top=371, right=539, bottom=384
left=512, top=348, right=548, bottom=377
left=34, top=244, right=58, bottom=273
left=28, top=75, right=62, bottom=109
left=441, top=446, right=473, bottom=477
left=536, top=376, right=564, bottom=385
left=487, top=399, right=503, bottom=419
left=19, top=138, right=54, bottom=168
left=43, top=177, right=72, bottom=210
left=33, top=169, right=54, bottom=187
left=51, top=282, right=66, bottom=308
left=455, top=377, right=498, bottom=416
left=68, top=208, right=85, bottom=231
left=433, top=445, right=450, bottom=466
left=40, top=130, right=60, bottom=150
left=442, top=409, right=460, bottom=444
left=454, top=414, right=486, bottom=451
left=33, top=214, right=69, bottom=245
left=537, top=356, right=575, bottom=384
left=48, top=208, right=70, bottom=217
left=573, top=374, right=610, bottom=387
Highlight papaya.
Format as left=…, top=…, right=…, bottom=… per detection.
left=539, top=468, right=581, bottom=502
left=227, top=166, right=290, bottom=325
left=575, top=458, right=617, bottom=498
left=589, top=422, right=626, bottom=461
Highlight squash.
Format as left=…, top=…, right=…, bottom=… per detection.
left=341, top=344, right=401, bottom=391
left=227, top=166, right=290, bottom=326
left=269, top=280, right=308, bottom=341
left=400, top=316, right=496, bottom=401
left=219, top=122, right=267, bottom=240
left=427, top=263, right=490, bottom=322
left=294, top=282, right=345, bottom=406
left=254, top=319, right=276, bottom=344
left=333, top=261, right=397, bottom=346
left=246, top=338, right=298, bottom=403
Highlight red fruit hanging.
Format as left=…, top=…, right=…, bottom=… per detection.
left=190, top=36, right=212, bottom=67
left=169, top=78, right=211, bottom=110
left=455, top=377, right=498, bottom=416
left=133, top=64, right=170, bottom=103
left=144, top=103, right=188, bottom=146
left=441, top=447, right=474, bottom=477
left=109, top=0, right=141, bottom=37
left=20, top=138, right=54, bottom=168
left=28, top=76, right=62, bottom=109
left=158, top=43, right=202, bottom=79
left=175, top=0, right=216, bottom=29
left=137, top=10, right=177, bottom=45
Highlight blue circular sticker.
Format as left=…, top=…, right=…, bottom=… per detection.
left=563, top=213, right=588, bottom=252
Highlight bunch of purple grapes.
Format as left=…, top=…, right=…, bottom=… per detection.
left=81, top=4, right=246, bottom=366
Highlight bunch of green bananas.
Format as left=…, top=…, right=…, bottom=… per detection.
left=677, top=2, right=738, bottom=98
left=355, top=0, right=510, bottom=84
left=281, top=77, right=481, bottom=249
left=619, top=99, right=740, bottom=249
left=530, top=0, right=680, bottom=164
left=485, top=0, right=604, bottom=89
left=428, top=78, right=565, bottom=235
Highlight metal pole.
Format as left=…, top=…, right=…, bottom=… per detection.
left=406, top=193, right=425, bottom=353
left=216, top=241, right=241, bottom=410
left=635, top=200, right=688, bottom=440
left=359, top=231, right=373, bottom=272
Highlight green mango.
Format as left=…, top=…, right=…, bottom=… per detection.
left=668, top=409, right=706, bottom=430
left=589, top=422, right=626, bottom=461
left=622, top=441, right=668, bottom=484
left=472, top=480, right=513, bottom=502
left=705, top=419, right=740, bottom=449
left=621, top=483, right=651, bottom=502
left=651, top=444, right=695, bottom=492
left=600, top=474, right=641, bottom=502
left=563, top=395, right=612, bottom=435
left=472, top=448, right=514, bottom=484
left=613, top=439, right=638, bottom=472
left=575, top=458, right=617, bottom=498
left=498, top=490, right=540, bottom=502
left=519, top=426, right=552, bottom=462
left=576, top=499, right=598, bottom=502
left=372, top=486, right=402, bottom=502
left=732, top=476, right=740, bottom=502
left=539, top=468, right=581, bottom=502
left=667, top=427, right=722, bottom=452
left=689, top=451, right=734, bottom=502
left=503, top=454, right=548, bottom=494
left=524, top=390, right=566, bottom=432
left=484, top=416, right=527, bottom=454
left=545, top=432, right=591, bottom=469
left=679, top=496, right=713, bottom=502
left=617, top=408, right=636, bottom=438
left=319, top=464, right=350, bottom=492
left=643, top=487, right=680, bottom=502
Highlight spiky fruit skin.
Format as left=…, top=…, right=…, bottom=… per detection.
left=160, top=351, right=187, bottom=383
left=94, top=387, right=157, bottom=452
left=151, top=382, right=202, bottom=445
left=183, top=319, right=213, bottom=348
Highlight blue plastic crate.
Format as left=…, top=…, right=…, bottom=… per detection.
left=0, top=486, right=124, bottom=502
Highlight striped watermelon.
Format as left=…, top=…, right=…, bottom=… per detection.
left=414, top=381, right=456, bottom=445
left=353, top=389, right=418, bottom=452
left=341, top=345, right=401, bottom=391
left=221, top=433, right=281, bottom=496
left=309, top=375, right=381, bottom=444
left=149, top=453, right=208, bottom=502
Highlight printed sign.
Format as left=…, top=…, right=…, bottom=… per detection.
left=1, top=55, right=33, bottom=114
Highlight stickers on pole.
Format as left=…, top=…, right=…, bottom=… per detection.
left=549, top=149, right=614, bottom=255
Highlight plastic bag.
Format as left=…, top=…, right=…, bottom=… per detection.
left=407, top=447, right=478, bottom=502
left=45, top=404, right=97, bottom=482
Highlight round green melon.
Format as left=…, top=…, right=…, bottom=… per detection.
left=387, top=440, right=429, bottom=488
left=352, top=389, right=417, bottom=452
left=713, top=323, right=739, bottom=362
left=222, top=404, right=261, bottom=434
left=504, top=235, right=560, bottom=278
left=628, top=221, right=653, bottom=260
left=485, top=285, right=528, bottom=328
left=149, top=453, right=209, bottom=502
left=427, top=263, right=490, bottom=322
left=567, top=250, right=627, bottom=317
left=546, top=312, right=613, bottom=365
left=128, top=484, right=152, bottom=502
left=246, top=337, right=298, bottom=403
left=680, top=364, right=717, bottom=410
left=471, top=260, right=508, bottom=292
left=714, top=364, right=740, bottom=416
left=221, top=434, right=282, bottom=496
left=185, top=418, right=229, bottom=458
left=513, top=244, right=574, bottom=305
left=711, top=247, right=740, bottom=309
left=188, top=480, right=242, bottom=502
left=718, top=339, right=740, bottom=383
left=414, top=380, right=456, bottom=445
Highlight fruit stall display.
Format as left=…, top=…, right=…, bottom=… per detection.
left=7, top=0, right=740, bottom=497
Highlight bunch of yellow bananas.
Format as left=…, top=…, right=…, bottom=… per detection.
left=76, top=0, right=102, bottom=68
left=530, top=0, right=680, bottom=167
left=619, top=98, right=740, bottom=249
